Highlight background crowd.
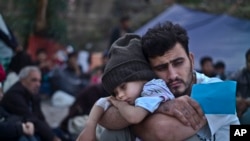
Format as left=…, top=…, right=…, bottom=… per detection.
left=0, top=28, right=249, bottom=141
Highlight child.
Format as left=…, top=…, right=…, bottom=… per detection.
left=76, top=33, right=174, bottom=141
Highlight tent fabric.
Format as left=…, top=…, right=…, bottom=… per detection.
left=135, top=4, right=250, bottom=72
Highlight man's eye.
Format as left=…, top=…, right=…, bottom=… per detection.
left=155, top=66, right=167, bottom=71
left=156, top=67, right=164, bottom=71
left=173, top=61, right=183, bottom=67
left=31, top=78, right=40, bottom=82
left=153, top=63, right=168, bottom=72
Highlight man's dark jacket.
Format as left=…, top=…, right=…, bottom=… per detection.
left=0, top=106, right=24, bottom=141
left=0, top=81, right=55, bottom=141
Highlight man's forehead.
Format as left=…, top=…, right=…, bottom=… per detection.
left=27, top=71, right=41, bottom=78
left=149, top=44, right=187, bottom=65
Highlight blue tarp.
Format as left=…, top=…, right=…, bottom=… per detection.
left=135, top=4, right=250, bottom=72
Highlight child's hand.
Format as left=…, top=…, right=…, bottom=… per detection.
left=76, top=128, right=97, bottom=141
left=108, top=96, right=128, bottom=108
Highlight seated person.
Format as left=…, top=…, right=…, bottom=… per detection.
left=0, top=66, right=38, bottom=141
left=34, top=48, right=54, bottom=97
left=50, top=51, right=90, bottom=96
left=59, top=83, right=109, bottom=134
left=0, top=66, right=61, bottom=141
left=0, top=106, right=39, bottom=141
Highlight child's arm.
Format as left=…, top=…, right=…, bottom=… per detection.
left=109, top=97, right=149, bottom=124
left=76, top=97, right=110, bottom=141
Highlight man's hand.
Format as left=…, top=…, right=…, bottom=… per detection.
left=52, top=136, right=62, bottom=141
left=236, top=97, right=248, bottom=117
left=22, top=122, right=35, bottom=136
left=157, top=95, right=206, bottom=130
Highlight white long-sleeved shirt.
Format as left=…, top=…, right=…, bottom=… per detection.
left=195, top=72, right=240, bottom=141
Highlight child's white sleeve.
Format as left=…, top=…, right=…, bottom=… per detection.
left=95, top=97, right=111, bottom=111
left=141, top=79, right=175, bottom=101
left=135, top=96, right=163, bottom=113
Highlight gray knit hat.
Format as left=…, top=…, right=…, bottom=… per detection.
left=102, top=33, right=156, bottom=95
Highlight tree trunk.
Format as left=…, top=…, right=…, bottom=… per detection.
left=35, top=0, right=48, bottom=32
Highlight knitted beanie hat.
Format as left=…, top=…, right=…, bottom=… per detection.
left=102, top=33, right=156, bottom=95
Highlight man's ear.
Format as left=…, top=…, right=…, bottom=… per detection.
left=189, top=52, right=194, bottom=68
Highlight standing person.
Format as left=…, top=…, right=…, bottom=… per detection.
left=76, top=34, right=175, bottom=141
left=99, top=22, right=239, bottom=141
left=230, top=48, right=250, bottom=124
left=108, top=15, right=132, bottom=50
left=0, top=66, right=61, bottom=141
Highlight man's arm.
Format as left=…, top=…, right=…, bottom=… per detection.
left=236, top=96, right=249, bottom=117
left=99, top=95, right=205, bottom=130
left=132, top=96, right=207, bottom=141
left=77, top=104, right=105, bottom=141
left=98, top=106, right=131, bottom=129
left=132, top=113, right=204, bottom=141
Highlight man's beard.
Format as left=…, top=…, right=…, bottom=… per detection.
left=168, top=67, right=194, bottom=97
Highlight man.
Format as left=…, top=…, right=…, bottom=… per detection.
left=214, top=61, right=227, bottom=80
left=50, top=51, right=90, bottom=96
left=0, top=66, right=61, bottom=141
left=230, top=48, right=250, bottom=124
left=99, top=21, right=239, bottom=141
left=1, top=65, right=37, bottom=141
left=0, top=106, right=38, bottom=141
left=59, top=83, right=109, bottom=136
left=199, top=56, right=216, bottom=77
left=108, top=15, right=132, bottom=49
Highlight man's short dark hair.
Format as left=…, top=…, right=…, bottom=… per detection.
left=214, top=61, right=225, bottom=69
left=142, top=21, right=189, bottom=59
left=200, top=56, right=213, bottom=66
left=68, top=51, right=78, bottom=59
left=36, top=48, right=46, bottom=56
left=245, top=48, right=250, bottom=60
left=119, top=15, right=130, bottom=23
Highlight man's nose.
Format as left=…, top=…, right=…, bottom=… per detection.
left=168, top=66, right=177, bottom=80
left=37, top=81, right=41, bottom=87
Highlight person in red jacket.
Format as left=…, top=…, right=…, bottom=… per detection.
left=0, top=64, right=5, bottom=82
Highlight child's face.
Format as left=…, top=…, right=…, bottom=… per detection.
left=113, top=81, right=146, bottom=104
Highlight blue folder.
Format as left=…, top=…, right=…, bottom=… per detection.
left=190, top=81, right=236, bottom=114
